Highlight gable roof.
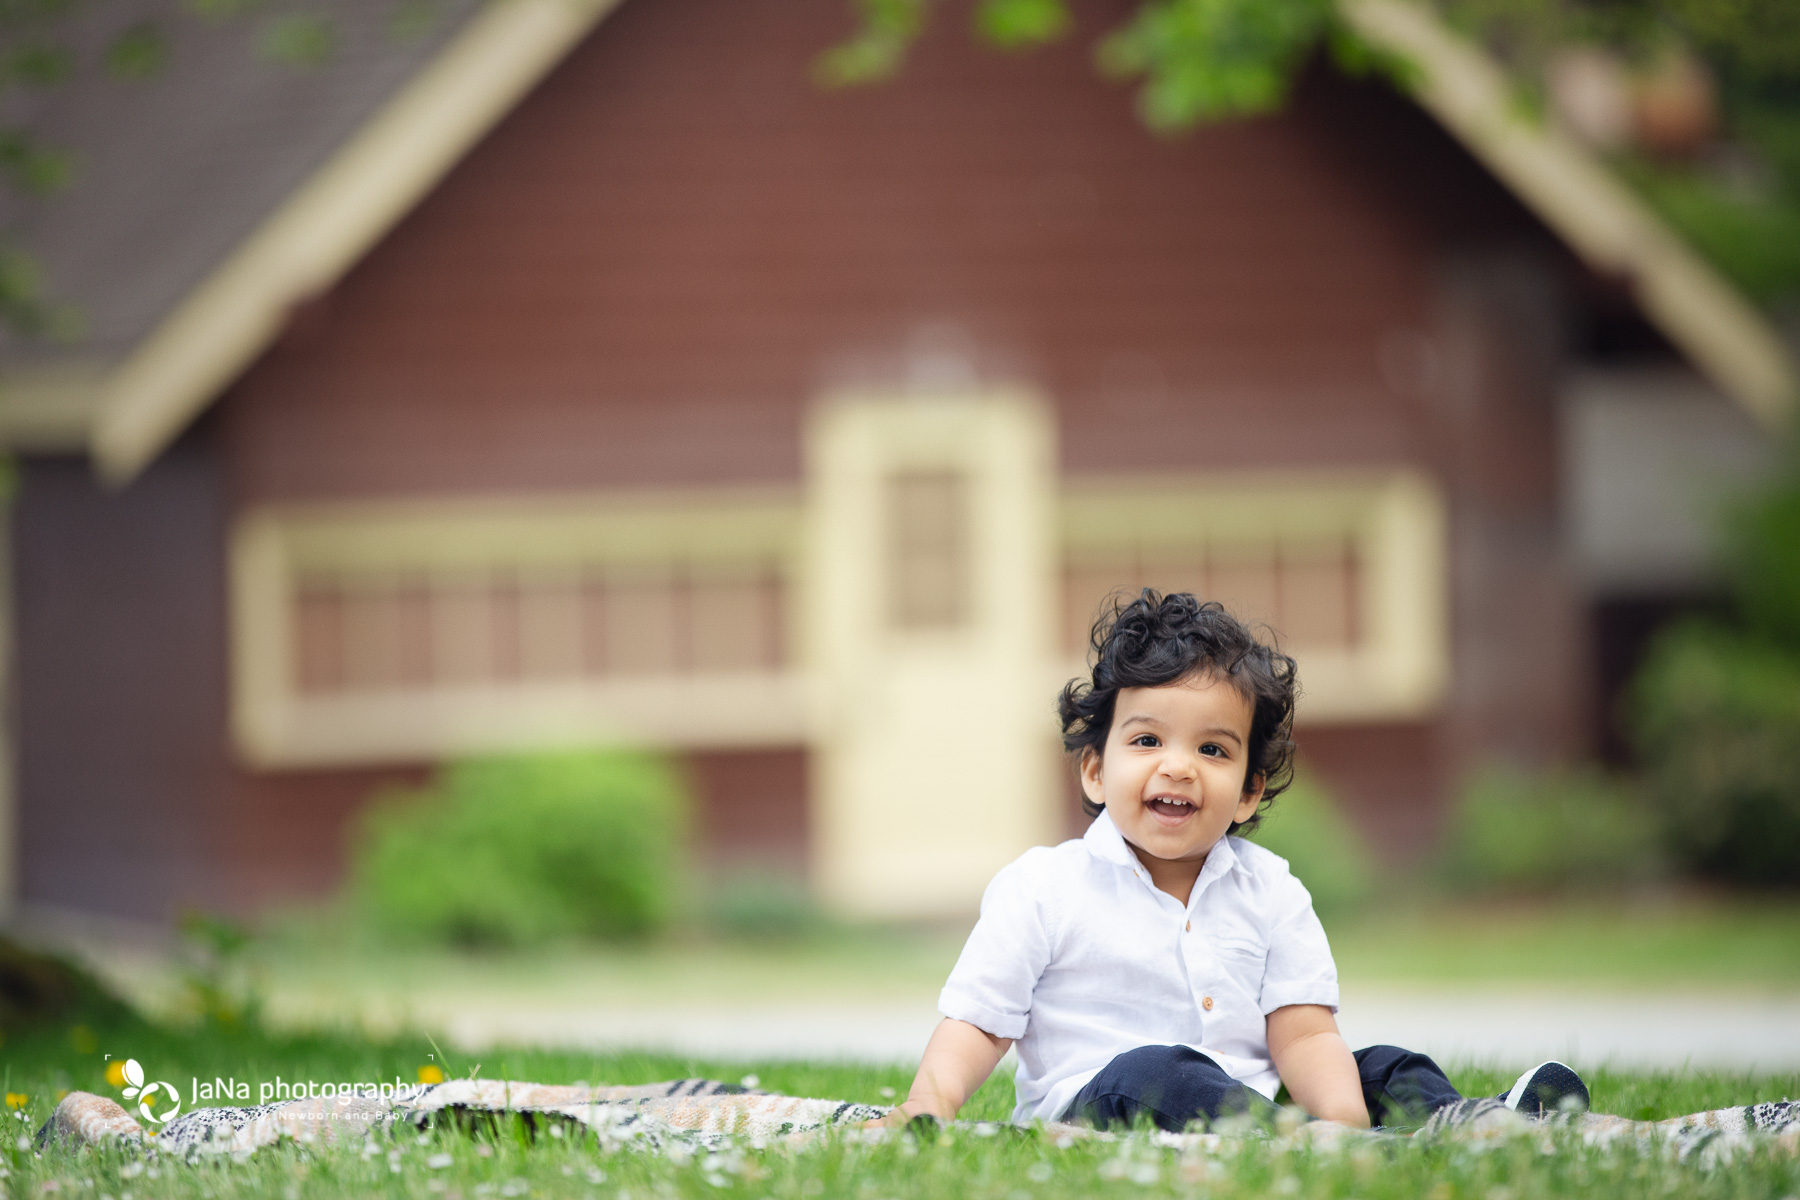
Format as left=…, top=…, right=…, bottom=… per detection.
left=0, top=0, right=494, bottom=443
left=0, top=0, right=621, bottom=472
left=0, top=0, right=1791, bottom=479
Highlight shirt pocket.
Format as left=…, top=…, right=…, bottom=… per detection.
left=1208, top=932, right=1270, bottom=995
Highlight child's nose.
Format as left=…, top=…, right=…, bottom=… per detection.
left=1159, top=750, right=1199, bottom=779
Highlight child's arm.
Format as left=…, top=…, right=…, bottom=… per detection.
left=1266, top=1004, right=1370, bottom=1128
left=879, top=1018, right=1013, bottom=1126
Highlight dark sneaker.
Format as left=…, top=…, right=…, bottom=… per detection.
left=1500, top=1061, right=1590, bottom=1118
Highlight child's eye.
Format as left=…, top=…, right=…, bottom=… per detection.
left=1199, top=743, right=1226, bottom=757
left=1131, top=734, right=1160, bottom=748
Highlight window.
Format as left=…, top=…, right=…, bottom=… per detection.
left=885, top=469, right=971, bottom=630
left=231, top=490, right=805, bottom=767
left=290, top=564, right=786, bottom=694
left=1060, top=471, right=1446, bottom=723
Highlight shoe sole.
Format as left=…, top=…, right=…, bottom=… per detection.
left=1503, top=1061, right=1589, bottom=1117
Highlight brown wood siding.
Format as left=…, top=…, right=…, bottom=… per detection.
left=686, top=749, right=809, bottom=874
left=216, top=0, right=1562, bottom=506
left=14, top=438, right=233, bottom=920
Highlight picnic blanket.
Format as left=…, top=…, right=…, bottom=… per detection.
left=39, top=1080, right=1800, bottom=1165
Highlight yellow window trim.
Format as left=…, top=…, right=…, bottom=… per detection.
left=1061, top=468, right=1449, bottom=724
left=231, top=467, right=1446, bottom=771
left=230, top=486, right=805, bottom=768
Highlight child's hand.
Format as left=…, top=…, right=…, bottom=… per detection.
left=869, top=1019, right=1012, bottom=1130
left=865, top=1099, right=950, bottom=1129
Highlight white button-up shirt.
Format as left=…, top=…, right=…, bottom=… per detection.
left=939, top=809, right=1339, bottom=1123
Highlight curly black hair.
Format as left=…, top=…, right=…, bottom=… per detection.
left=1058, top=590, right=1298, bottom=835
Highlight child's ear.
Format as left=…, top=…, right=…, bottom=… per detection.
left=1078, top=747, right=1105, bottom=807
left=1234, top=773, right=1266, bottom=823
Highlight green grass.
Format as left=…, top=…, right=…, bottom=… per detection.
left=1327, top=896, right=1800, bottom=988
left=1, top=1017, right=1797, bottom=1200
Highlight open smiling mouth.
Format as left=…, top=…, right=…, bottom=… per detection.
left=1146, top=797, right=1195, bottom=819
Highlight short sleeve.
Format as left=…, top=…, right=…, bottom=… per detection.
left=1256, top=863, right=1340, bottom=1015
left=937, top=853, right=1056, bottom=1040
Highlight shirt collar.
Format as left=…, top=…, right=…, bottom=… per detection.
left=1083, top=808, right=1246, bottom=882
left=1082, top=807, right=1137, bottom=866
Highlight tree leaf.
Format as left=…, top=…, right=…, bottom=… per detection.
left=973, top=0, right=1070, bottom=50
left=106, top=22, right=169, bottom=81
left=258, top=13, right=335, bottom=69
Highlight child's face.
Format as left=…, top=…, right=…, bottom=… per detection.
left=1079, top=672, right=1264, bottom=874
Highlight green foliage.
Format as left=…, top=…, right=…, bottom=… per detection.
left=711, top=867, right=827, bottom=940
left=351, top=750, right=688, bottom=948
left=819, top=0, right=1354, bottom=125
left=820, top=0, right=1800, bottom=303
left=1724, top=441, right=1800, bottom=653
left=974, top=0, right=1071, bottom=51
left=0, top=935, right=134, bottom=1035
left=389, top=0, right=443, bottom=44
left=1659, top=0, right=1800, bottom=85
left=814, top=0, right=929, bottom=87
left=258, top=12, right=335, bottom=68
left=1436, top=766, right=1663, bottom=893
left=1621, top=163, right=1800, bottom=306
left=173, top=912, right=262, bottom=1030
left=0, top=127, right=67, bottom=194
left=0, top=244, right=76, bottom=338
left=1430, top=0, right=1800, bottom=305
left=1096, top=0, right=1335, bottom=129
left=1630, top=442, right=1800, bottom=887
left=1243, top=779, right=1374, bottom=915
left=1632, top=624, right=1800, bottom=886
left=182, top=0, right=265, bottom=17
left=104, top=21, right=167, bottom=81
left=4, top=42, right=71, bottom=85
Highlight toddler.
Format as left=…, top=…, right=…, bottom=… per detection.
left=886, top=591, right=1588, bottom=1132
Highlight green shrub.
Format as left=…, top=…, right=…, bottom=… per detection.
left=1437, top=767, right=1664, bottom=893
left=711, top=867, right=825, bottom=940
left=1626, top=437, right=1800, bottom=887
left=1245, top=779, right=1375, bottom=915
left=1630, top=625, right=1800, bottom=886
left=351, top=750, right=687, bottom=947
left=0, top=936, right=136, bottom=1035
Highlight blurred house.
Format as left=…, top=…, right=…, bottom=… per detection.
left=0, top=0, right=1787, bottom=922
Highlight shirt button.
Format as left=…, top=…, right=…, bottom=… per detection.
left=1202, top=996, right=1215, bottom=1011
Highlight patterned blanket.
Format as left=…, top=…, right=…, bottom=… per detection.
left=39, top=1080, right=1799, bottom=1166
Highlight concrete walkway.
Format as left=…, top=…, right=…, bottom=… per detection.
left=423, top=988, right=1800, bottom=1071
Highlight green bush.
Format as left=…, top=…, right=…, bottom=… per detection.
left=351, top=750, right=687, bottom=947
left=1245, top=779, right=1375, bottom=915
left=1630, top=625, right=1800, bottom=886
left=1437, top=767, right=1663, bottom=893
left=711, top=867, right=825, bottom=940
left=1627, top=438, right=1800, bottom=887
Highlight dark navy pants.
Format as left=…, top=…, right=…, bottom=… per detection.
left=1065, top=1044, right=1462, bottom=1132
